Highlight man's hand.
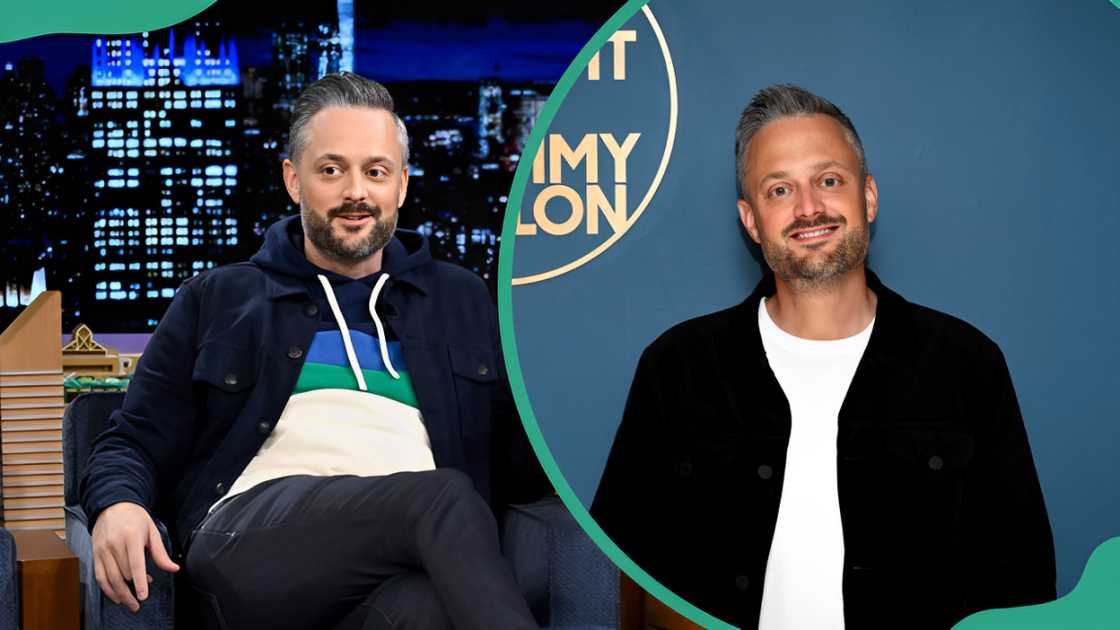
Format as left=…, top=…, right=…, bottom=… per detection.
left=91, top=502, right=180, bottom=612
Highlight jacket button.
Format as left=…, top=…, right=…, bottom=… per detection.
left=215, top=482, right=225, bottom=496
left=928, top=455, right=944, bottom=471
left=477, top=364, right=489, bottom=376
left=304, top=303, right=319, bottom=317
left=677, top=458, right=692, bottom=477
left=257, top=422, right=271, bottom=435
left=735, top=575, right=750, bottom=590
left=757, top=464, right=773, bottom=480
left=288, top=346, right=303, bottom=359
left=224, top=374, right=238, bottom=386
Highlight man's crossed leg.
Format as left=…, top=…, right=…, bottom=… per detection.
left=185, top=469, right=539, bottom=630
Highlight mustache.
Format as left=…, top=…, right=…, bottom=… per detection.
left=328, top=201, right=382, bottom=219
left=782, top=213, right=847, bottom=238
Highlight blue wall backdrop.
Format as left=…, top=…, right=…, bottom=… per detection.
left=510, top=0, right=1120, bottom=597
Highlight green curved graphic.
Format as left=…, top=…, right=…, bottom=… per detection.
left=953, top=537, right=1120, bottom=629
left=0, top=0, right=217, bottom=44
left=496, top=1, right=732, bottom=628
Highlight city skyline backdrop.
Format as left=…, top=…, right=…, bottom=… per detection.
left=0, top=1, right=612, bottom=333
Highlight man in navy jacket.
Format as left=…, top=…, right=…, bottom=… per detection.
left=81, top=73, right=545, bottom=630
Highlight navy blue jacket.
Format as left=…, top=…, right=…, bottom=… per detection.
left=80, top=216, right=544, bottom=553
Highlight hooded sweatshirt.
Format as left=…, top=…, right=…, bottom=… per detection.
left=221, top=219, right=436, bottom=506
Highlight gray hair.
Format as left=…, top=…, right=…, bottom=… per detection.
left=734, top=84, right=866, bottom=201
left=288, top=72, right=410, bottom=167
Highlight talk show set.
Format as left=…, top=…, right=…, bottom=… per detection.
left=2, top=1, right=1120, bottom=630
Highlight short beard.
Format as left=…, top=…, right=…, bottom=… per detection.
left=301, top=198, right=397, bottom=264
left=759, top=211, right=870, bottom=291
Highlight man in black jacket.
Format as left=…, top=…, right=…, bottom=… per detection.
left=82, top=73, right=544, bottom=630
left=590, top=85, right=1055, bottom=629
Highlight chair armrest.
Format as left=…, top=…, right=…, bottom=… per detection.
left=65, top=505, right=175, bottom=629
left=502, top=497, right=619, bottom=630
left=0, top=528, right=17, bottom=630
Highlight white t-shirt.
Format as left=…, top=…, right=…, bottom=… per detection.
left=756, top=297, right=874, bottom=630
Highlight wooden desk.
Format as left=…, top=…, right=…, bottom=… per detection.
left=12, top=530, right=79, bottom=630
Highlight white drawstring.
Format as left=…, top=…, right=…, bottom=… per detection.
left=317, top=274, right=368, bottom=391
left=316, top=273, right=401, bottom=391
left=368, top=274, right=401, bottom=380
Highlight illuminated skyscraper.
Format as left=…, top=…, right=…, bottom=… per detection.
left=507, top=87, right=548, bottom=160
left=0, top=58, right=61, bottom=309
left=86, top=25, right=241, bottom=329
left=313, top=23, right=343, bottom=80
left=66, top=67, right=92, bottom=119
left=338, top=0, right=354, bottom=73
left=477, top=80, right=504, bottom=159
left=273, top=25, right=311, bottom=109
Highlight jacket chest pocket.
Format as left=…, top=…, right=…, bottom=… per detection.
left=192, top=343, right=258, bottom=428
left=668, top=430, right=784, bottom=501
left=448, top=344, right=497, bottom=436
left=879, top=423, right=975, bottom=538
left=884, top=425, right=975, bottom=478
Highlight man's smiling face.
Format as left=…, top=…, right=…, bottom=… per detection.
left=737, top=114, right=878, bottom=289
left=283, top=106, right=409, bottom=266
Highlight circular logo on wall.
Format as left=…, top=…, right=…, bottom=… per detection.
left=511, top=5, right=677, bottom=285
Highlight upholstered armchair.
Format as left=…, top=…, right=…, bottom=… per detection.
left=0, top=528, right=18, bottom=629
left=63, top=392, right=619, bottom=629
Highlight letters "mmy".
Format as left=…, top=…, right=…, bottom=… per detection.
left=518, top=132, right=641, bottom=237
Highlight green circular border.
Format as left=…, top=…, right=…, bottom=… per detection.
left=499, top=6, right=1120, bottom=630
left=0, top=0, right=218, bottom=43
left=497, top=1, right=734, bottom=627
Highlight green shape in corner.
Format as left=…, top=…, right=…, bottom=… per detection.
left=954, top=537, right=1120, bottom=629
left=1, top=0, right=217, bottom=44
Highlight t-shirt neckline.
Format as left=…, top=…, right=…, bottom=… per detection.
left=758, top=296, right=875, bottom=356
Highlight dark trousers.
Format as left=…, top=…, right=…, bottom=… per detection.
left=184, top=469, right=539, bottom=630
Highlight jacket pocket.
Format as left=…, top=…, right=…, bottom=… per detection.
left=192, top=342, right=258, bottom=427
left=873, top=425, right=977, bottom=606
left=885, top=424, right=975, bottom=477
left=448, top=344, right=497, bottom=436
left=880, top=423, right=975, bottom=543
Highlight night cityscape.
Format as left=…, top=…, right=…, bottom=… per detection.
left=0, top=1, right=609, bottom=332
